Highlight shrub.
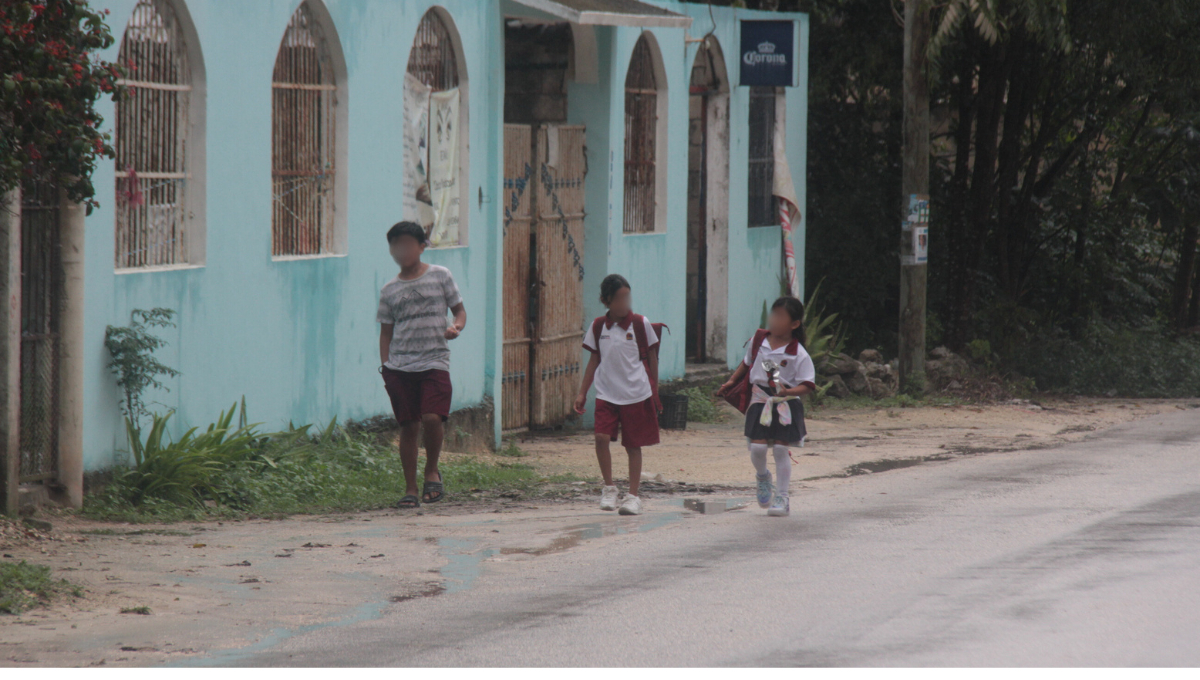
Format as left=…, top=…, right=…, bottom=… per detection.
left=1007, top=321, right=1200, bottom=397
left=678, top=386, right=721, bottom=423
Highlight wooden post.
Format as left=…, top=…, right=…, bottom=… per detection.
left=899, top=0, right=930, bottom=391
left=1, top=188, right=21, bottom=515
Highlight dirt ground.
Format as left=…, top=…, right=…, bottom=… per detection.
left=517, top=397, right=1200, bottom=485
left=1, top=397, right=1197, bottom=666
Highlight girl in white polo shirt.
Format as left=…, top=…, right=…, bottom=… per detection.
left=574, top=274, right=660, bottom=516
left=717, top=297, right=815, bottom=517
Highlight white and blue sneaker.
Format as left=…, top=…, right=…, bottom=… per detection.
left=756, top=472, right=774, bottom=508
left=767, top=493, right=790, bottom=517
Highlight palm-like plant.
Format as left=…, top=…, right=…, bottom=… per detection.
left=925, top=0, right=1070, bottom=77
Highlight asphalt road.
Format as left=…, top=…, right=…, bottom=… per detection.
left=228, top=409, right=1200, bottom=666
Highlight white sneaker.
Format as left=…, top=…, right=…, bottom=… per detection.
left=599, top=485, right=619, bottom=511
left=618, top=494, right=643, bottom=515
left=767, top=493, right=790, bottom=517
left=756, top=472, right=774, bottom=508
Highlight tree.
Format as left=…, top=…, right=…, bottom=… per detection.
left=1, top=0, right=124, bottom=211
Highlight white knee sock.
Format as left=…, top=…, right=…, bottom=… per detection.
left=749, top=443, right=769, bottom=476
left=773, top=445, right=792, bottom=495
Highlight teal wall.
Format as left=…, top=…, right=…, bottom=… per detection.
left=80, top=0, right=807, bottom=468
left=83, top=0, right=505, bottom=470
left=571, top=3, right=810, bottom=420
left=672, top=2, right=811, bottom=368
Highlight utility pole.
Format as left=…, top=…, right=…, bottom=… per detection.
left=898, top=0, right=930, bottom=391
left=1, top=189, right=20, bottom=515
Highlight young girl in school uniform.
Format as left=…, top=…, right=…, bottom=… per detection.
left=574, top=274, right=661, bottom=516
left=716, top=297, right=815, bottom=517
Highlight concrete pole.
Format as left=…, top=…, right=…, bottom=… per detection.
left=56, top=187, right=85, bottom=508
left=1, top=188, right=21, bottom=516
left=898, top=0, right=930, bottom=391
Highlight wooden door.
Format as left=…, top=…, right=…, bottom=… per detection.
left=501, top=124, right=533, bottom=430
left=531, top=125, right=587, bottom=427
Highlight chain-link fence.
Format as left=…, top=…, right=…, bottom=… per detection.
left=19, top=182, right=61, bottom=483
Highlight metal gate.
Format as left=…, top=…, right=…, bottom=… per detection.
left=19, top=183, right=60, bottom=484
left=501, top=124, right=586, bottom=430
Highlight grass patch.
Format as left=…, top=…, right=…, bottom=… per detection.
left=497, top=439, right=528, bottom=457
left=83, top=428, right=548, bottom=523
left=0, top=561, right=83, bottom=614
left=120, top=606, right=152, bottom=615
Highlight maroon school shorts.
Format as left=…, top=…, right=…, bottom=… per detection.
left=381, top=367, right=452, bottom=424
left=594, top=397, right=660, bottom=448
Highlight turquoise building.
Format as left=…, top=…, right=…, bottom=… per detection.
left=73, top=0, right=809, bottom=472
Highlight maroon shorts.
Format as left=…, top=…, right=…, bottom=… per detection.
left=594, top=397, right=660, bottom=448
left=382, top=367, right=452, bottom=424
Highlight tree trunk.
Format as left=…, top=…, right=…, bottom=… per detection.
left=945, top=41, right=978, bottom=351
left=1189, top=245, right=1200, bottom=329
left=951, top=41, right=1006, bottom=349
left=995, top=31, right=1033, bottom=299
left=1174, top=217, right=1199, bottom=330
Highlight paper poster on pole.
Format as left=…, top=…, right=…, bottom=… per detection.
left=904, top=194, right=929, bottom=265
left=428, top=88, right=460, bottom=247
left=402, top=73, right=434, bottom=234
left=913, top=226, right=928, bottom=264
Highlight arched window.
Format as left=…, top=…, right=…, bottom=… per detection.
left=407, top=10, right=459, bottom=91
left=115, top=0, right=200, bottom=269
left=624, top=34, right=665, bottom=234
left=403, top=8, right=468, bottom=247
left=271, top=1, right=341, bottom=257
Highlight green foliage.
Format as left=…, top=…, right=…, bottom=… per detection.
left=803, top=280, right=847, bottom=377
left=497, top=439, right=528, bottom=457
left=712, top=0, right=1200, bottom=399
left=104, top=309, right=180, bottom=422
left=793, top=0, right=906, bottom=356
left=900, top=371, right=928, bottom=398
left=678, top=386, right=721, bottom=423
left=84, top=403, right=545, bottom=522
left=0, top=0, right=125, bottom=211
left=0, top=561, right=82, bottom=614
left=116, top=400, right=273, bottom=507
left=1007, top=321, right=1200, bottom=398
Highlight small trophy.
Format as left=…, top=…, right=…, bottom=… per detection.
left=761, top=358, right=781, bottom=396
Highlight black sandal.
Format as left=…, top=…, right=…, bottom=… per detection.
left=422, top=480, right=445, bottom=504
left=395, top=494, right=421, bottom=509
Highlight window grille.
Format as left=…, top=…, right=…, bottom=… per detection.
left=114, top=0, right=190, bottom=268
left=407, top=10, right=459, bottom=91
left=748, top=86, right=777, bottom=228
left=272, top=2, right=337, bottom=256
left=623, top=36, right=657, bottom=234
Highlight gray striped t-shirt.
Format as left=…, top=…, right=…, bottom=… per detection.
left=376, top=264, right=463, bottom=372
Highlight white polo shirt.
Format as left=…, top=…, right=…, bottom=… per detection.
left=743, top=336, right=816, bottom=390
left=583, top=315, right=659, bottom=405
